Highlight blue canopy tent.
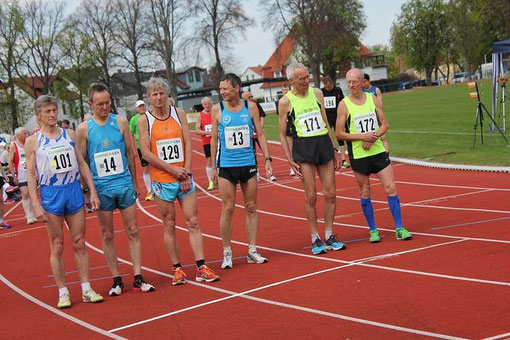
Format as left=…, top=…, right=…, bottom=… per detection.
left=492, top=39, right=510, bottom=131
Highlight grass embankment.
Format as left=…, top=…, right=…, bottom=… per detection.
left=262, top=80, right=510, bottom=166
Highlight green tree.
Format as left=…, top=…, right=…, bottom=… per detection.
left=391, top=0, right=446, bottom=84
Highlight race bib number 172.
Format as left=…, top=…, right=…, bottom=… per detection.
left=354, top=112, right=377, bottom=133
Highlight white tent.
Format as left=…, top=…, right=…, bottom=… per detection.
left=492, top=39, right=510, bottom=131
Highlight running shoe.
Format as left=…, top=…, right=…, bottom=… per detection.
left=145, top=192, right=154, bottom=201
left=207, top=181, right=215, bottom=191
left=268, top=176, right=277, bottom=182
left=57, top=295, right=71, bottom=309
left=311, top=238, right=327, bottom=255
left=196, top=265, right=220, bottom=283
left=86, top=207, right=94, bottom=213
left=396, top=227, right=412, bottom=240
left=109, top=281, right=124, bottom=297
left=82, top=290, right=103, bottom=303
left=289, top=169, right=295, bottom=176
left=341, top=160, right=350, bottom=169
left=247, top=251, right=268, bottom=264
left=172, top=267, right=187, bottom=286
left=221, top=251, right=233, bottom=269
left=0, top=222, right=11, bottom=229
left=325, top=235, right=346, bottom=251
left=27, top=217, right=37, bottom=225
left=369, top=229, right=381, bottom=243
left=133, top=276, right=155, bottom=292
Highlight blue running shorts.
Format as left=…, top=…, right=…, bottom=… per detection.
left=40, top=181, right=85, bottom=216
left=97, top=184, right=137, bottom=211
left=152, top=176, right=195, bottom=203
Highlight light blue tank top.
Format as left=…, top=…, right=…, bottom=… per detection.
left=217, top=100, right=255, bottom=167
left=86, top=114, right=131, bottom=191
left=36, top=128, right=80, bottom=186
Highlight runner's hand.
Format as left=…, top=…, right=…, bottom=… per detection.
left=265, top=160, right=273, bottom=178
left=362, top=141, right=373, bottom=150
left=333, top=154, right=340, bottom=170
left=168, top=166, right=188, bottom=181
left=90, top=192, right=100, bottom=211
left=212, top=167, right=218, bottom=186
left=362, top=132, right=378, bottom=143
left=289, top=160, right=302, bottom=179
left=133, top=182, right=139, bottom=198
left=34, top=204, right=48, bottom=223
left=180, top=176, right=192, bottom=193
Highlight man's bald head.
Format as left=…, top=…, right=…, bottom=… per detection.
left=346, top=68, right=363, bottom=81
left=241, top=91, right=253, bottom=101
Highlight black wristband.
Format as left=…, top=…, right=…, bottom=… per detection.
left=83, top=188, right=90, bottom=193
left=265, top=157, right=272, bottom=162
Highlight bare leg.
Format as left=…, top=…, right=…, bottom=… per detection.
left=64, top=209, right=90, bottom=283
left=299, top=162, right=319, bottom=235
left=178, top=191, right=204, bottom=261
left=239, top=176, right=258, bottom=246
left=120, top=204, right=142, bottom=275
left=316, top=160, right=336, bottom=232
left=155, top=198, right=179, bottom=265
left=96, top=209, right=120, bottom=277
left=46, top=214, right=66, bottom=288
left=218, top=177, right=236, bottom=248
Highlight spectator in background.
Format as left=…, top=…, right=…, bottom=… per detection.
left=61, top=119, right=71, bottom=130
left=194, top=97, right=215, bottom=190
left=130, top=100, right=153, bottom=201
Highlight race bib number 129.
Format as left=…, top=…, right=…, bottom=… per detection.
left=156, top=138, right=184, bottom=164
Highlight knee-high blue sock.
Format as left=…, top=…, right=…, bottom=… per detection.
left=360, top=198, right=376, bottom=231
left=387, top=195, right=403, bottom=229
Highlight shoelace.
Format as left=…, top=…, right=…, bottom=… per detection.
left=200, top=266, right=215, bottom=276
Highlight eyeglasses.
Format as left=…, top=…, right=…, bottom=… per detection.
left=248, top=96, right=253, bottom=99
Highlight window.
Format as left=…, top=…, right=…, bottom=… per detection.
left=188, top=71, right=194, bottom=83
left=274, top=70, right=282, bottom=78
left=195, top=70, right=201, bottom=82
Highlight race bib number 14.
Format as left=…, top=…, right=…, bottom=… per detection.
left=94, top=149, right=124, bottom=177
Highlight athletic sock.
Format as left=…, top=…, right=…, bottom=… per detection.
left=311, top=233, right=320, bottom=243
left=22, top=198, right=35, bottom=219
left=325, top=229, right=333, bottom=240
left=248, top=244, right=257, bottom=254
left=360, top=198, right=377, bottom=231
left=81, top=282, right=92, bottom=293
left=387, top=195, right=403, bottom=229
left=173, top=263, right=182, bottom=269
left=58, top=287, right=70, bottom=297
left=196, top=259, right=205, bottom=268
left=113, top=276, right=123, bottom=285
left=223, top=246, right=232, bottom=255
left=134, top=274, right=142, bottom=281
left=205, top=167, right=213, bottom=183
left=142, top=172, right=152, bottom=193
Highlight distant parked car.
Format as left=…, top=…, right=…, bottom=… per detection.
left=453, top=72, right=468, bottom=83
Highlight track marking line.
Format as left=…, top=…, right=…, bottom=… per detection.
left=43, top=274, right=129, bottom=288
left=483, top=331, right=510, bottom=340
left=0, top=273, right=126, bottom=340
left=430, top=217, right=510, bottom=230
left=105, top=237, right=469, bottom=339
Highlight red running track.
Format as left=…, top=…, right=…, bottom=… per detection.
left=0, top=137, right=509, bottom=339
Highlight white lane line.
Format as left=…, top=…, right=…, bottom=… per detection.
left=0, top=273, right=126, bottom=340
left=431, top=217, right=510, bottom=230
left=483, top=331, right=510, bottom=340
left=137, top=197, right=510, bottom=286
left=0, top=225, right=46, bottom=238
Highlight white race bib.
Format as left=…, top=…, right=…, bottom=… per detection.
left=156, top=138, right=184, bottom=164
left=204, top=124, right=212, bottom=132
left=225, top=125, right=250, bottom=149
left=354, top=112, right=378, bottom=133
left=297, top=110, right=326, bottom=136
left=324, top=96, right=336, bottom=109
left=19, top=153, right=27, bottom=170
left=94, top=149, right=124, bottom=177
left=48, top=145, right=78, bottom=174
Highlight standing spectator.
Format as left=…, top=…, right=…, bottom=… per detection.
left=194, top=97, right=215, bottom=190
left=61, top=119, right=71, bottom=130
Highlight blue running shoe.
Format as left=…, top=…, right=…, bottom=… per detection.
left=311, top=238, right=327, bottom=254
left=325, top=235, right=346, bottom=251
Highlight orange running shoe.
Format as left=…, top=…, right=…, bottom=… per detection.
left=172, top=267, right=187, bottom=286
left=196, top=265, right=220, bottom=283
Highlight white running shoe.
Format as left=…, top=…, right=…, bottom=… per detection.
left=247, top=251, right=268, bottom=264
left=268, top=176, right=276, bottom=182
left=221, top=251, right=233, bottom=269
left=27, top=217, right=37, bottom=225
left=289, top=169, right=295, bottom=176
left=109, top=283, right=123, bottom=297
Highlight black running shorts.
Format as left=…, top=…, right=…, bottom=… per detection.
left=203, top=144, right=211, bottom=158
left=292, top=134, right=334, bottom=165
left=218, top=165, right=258, bottom=184
left=350, top=151, right=391, bottom=175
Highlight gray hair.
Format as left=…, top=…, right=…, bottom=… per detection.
left=201, top=97, right=212, bottom=105
left=146, top=77, right=168, bottom=96
left=286, top=62, right=307, bottom=80
left=34, top=95, right=58, bottom=115
left=14, top=127, right=27, bottom=136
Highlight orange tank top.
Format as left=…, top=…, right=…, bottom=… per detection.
left=146, top=107, right=185, bottom=183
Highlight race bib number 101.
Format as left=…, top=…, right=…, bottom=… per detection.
left=225, top=125, right=250, bottom=149
left=94, top=149, right=124, bottom=177
left=48, top=145, right=78, bottom=174
left=156, top=138, right=184, bottom=164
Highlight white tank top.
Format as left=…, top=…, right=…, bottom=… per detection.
left=13, top=141, right=27, bottom=183
left=36, top=128, right=80, bottom=186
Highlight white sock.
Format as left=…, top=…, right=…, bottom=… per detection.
left=81, top=282, right=92, bottom=293
left=22, top=198, right=35, bottom=219
left=142, top=173, right=152, bottom=193
left=206, top=167, right=212, bottom=183
left=325, top=229, right=333, bottom=240
left=311, top=233, right=320, bottom=243
left=248, top=245, right=257, bottom=254
left=223, top=246, right=232, bottom=255
left=58, top=286, right=70, bottom=297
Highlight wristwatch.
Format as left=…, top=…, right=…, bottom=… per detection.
left=265, top=157, right=272, bottom=162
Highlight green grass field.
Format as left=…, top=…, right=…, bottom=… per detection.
left=262, top=80, right=510, bottom=166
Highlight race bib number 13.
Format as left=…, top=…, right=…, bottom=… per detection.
left=48, top=145, right=78, bottom=174
left=156, top=138, right=184, bottom=164
left=94, top=149, right=124, bottom=177
left=225, top=125, right=250, bottom=149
